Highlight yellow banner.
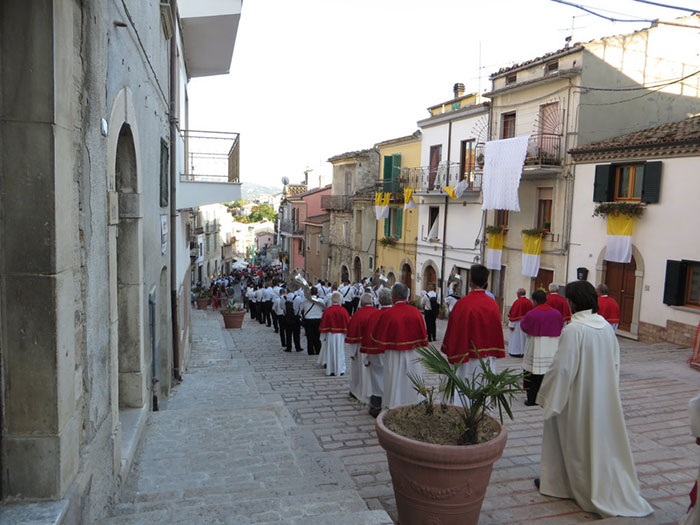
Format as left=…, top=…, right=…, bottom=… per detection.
left=375, top=192, right=382, bottom=206
left=523, top=233, right=543, bottom=256
left=606, top=214, right=634, bottom=236
left=442, top=186, right=457, bottom=200
left=487, top=231, right=504, bottom=250
left=382, top=193, right=391, bottom=206
left=403, top=188, right=413, bottom=205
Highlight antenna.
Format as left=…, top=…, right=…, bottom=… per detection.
left=558, top=14, right=586, bottom=44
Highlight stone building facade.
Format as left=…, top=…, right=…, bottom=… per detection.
left=326, top=149, right=380, bottom=284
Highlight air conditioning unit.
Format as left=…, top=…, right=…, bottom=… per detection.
left=160, top=1, right=173, bottom=40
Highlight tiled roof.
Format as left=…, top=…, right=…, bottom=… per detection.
left=285, top=184, right=308, bottom=196
left=490, top=45, right=583, bottom=79
left=570, top=115, right=700, bottom=158
left=303, top=213, right=330, bottom=225
left=328, top=148, right=377, bottom=163
left=289, top=184, right=332, bottom=199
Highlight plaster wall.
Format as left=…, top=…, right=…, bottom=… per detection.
left=568, top=157, right=700, bottom=332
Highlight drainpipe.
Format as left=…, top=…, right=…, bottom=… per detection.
left=439, top=120, right=452, bottom=302
left=169, top=0, right=182, bottom=381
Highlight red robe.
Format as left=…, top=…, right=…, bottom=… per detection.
left=370, top=302, right=428, bottom=352
left=546, top=293, right=572, bottom=323
left=508, top=296, right=533, bottom=322
left=441, top=289, right=505, bottom=364
left=598, top=295, right=621, bottom=325
left=320, top=305, right=350, bottom=334
left=346, top=305, right=378, bottom=345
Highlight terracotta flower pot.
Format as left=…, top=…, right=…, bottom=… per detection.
left=195, top=298, right=209, bottom=310
left=221, top=310, right=245, bottom=329
left=376, top=407, right=508, bottom=525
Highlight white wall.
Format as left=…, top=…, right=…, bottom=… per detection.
left=568, top=156, right=700, bottom=328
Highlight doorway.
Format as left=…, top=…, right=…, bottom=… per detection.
left=341, top=265, right=349, bottom=283
left=606, top=257, right=636, bottom=332
left=423, top=264, right=437, bottom=291
left=533, top=268, right=554, bottom=292
left=401, top=263, right=412, bottom=292
left=353, top=256, right=362, bottom=282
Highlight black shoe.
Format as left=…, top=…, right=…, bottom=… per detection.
left=534, top=478, right=540, bottom=489
left=296, top=349, right=303, bottom=352
left=369, top=406, right=381, bottom=418
left=524, top=400, right=537, bottom=406
left=284, top=349, right=292, bottom=352
left=274, top=330, right=279, bottom=333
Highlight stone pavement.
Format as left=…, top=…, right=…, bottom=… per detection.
left=109, top=310, right=699, bottom=524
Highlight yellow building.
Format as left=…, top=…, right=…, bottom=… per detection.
left=374, top=131, right=422, bottom=299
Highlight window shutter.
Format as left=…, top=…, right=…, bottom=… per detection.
left=383, top=156, right=393, bottom=181
left=593, top=164, right=613, bottom=202
left=384, top=214, right=391, bottom=236
left=392, top=154, right=402, bottom=194
left=396, top=208, right=403, bottom=238
left=662, top=260, right=686, bottom=306
left=641, top=161, right=662, bottom=204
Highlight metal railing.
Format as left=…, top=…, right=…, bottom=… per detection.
left=525, top=133, right=562, bottom=166
left=403, top=162, right=483, bottom=194
left=321, top=195, right=352, bottom=211
left=179, top=129, right=241, bottom=182
left=279, top=220, right=304, bottom=235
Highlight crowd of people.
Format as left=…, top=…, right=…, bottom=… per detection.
left=209, top=262, right=700, bottom=521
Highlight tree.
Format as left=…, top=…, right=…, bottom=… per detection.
left=230, top=202, right=277, bottom=224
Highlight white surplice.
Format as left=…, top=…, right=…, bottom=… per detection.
left=523, top=336, right=559, bottom=375
left=443, top=357, right=496, bottom=407
left=346, top=342, right=366, bottom=402
left=536, top=310, right=653, bottom=518
left=365, top=353, right=383, bottom=399
left=508, top=320, right=526, bottom=356
left=323, top=333, right=346, bottom=376
left=679, top=392, right=700, bottom=525
left=383, top=350, right=421, bottom=409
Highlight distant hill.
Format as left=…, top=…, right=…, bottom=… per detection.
left=241, top=182, right=282, bottom=201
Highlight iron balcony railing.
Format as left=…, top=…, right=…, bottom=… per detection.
left=402, top=162, right=483, bottom=194
left=321, top=195, right=352, bottom=211
left=279, top=220, right=304, bottom=235
left=474, top=134, right=562, bottom=170
left=179, top=130, right=240, bottom=182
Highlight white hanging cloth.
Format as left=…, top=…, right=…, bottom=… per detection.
left=482, top=135, right=530, bottom=211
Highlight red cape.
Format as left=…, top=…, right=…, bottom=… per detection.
left=546, top=293, right=571, bottom=322
left=441, top=290, right=505, bottom=364
left=508, top=296, right=533, bottom=322
left=359, top=307, right=383, bottom=355
left=598, top=296, right=620, bottom=324
left=370, top=302, right=428, bottom=352
left=346, top=305, right=378, bottom=344
left=320, top=305, right=350, bottom=334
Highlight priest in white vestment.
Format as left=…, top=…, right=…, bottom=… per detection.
left=679, top=391, right=700, bottom=525
left=536, top=280, right=653, bottom=519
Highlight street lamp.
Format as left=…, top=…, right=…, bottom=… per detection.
left=318, top=233, right=325, bottom=244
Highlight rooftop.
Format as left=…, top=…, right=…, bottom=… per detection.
left=328, top=148, right=377, bottom=163
left=490, top=45, right=583, bottom=79
left=302, top=213, right=330, bottom=225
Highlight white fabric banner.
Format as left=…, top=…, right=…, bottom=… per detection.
left=454, top=179, right=469, bottom=199
left=482, top=135, right=530, bottom=211
left=522, top=252, right=541, bottom=278
left=605, top=235, right=632, bottom=263
left=486, top=248, right=502, bottom=270
left=375, top=205, right=390, bottom=220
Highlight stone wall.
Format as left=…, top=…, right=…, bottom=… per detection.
left=639, top=320, right=698, bottom=348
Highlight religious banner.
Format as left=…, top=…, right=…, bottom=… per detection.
left=381, top=192, right=391, bottom=218
left=442, top=186, right=458, bottom=200
left=403, top=188, right=416, bottom=210
left=375, top=192, right=388, bottom=220
left=486, top=231, right=504, bottom=270
left=454, top=178, right=469, bottom=199
left=605, top=214, right=634, bottom=263
left=522, top=233, right=543, bottom=277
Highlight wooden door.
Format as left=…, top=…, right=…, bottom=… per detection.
left=606, top=257, right=636, bottom=332
left=533, top=269, right=554, bottom=292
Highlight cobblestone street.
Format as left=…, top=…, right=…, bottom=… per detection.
left=109, top=310, right=699, bottom=524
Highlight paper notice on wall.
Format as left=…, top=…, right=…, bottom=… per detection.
left=161, top=215, right=168, bottom=255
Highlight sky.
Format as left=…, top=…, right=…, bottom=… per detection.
left=187, top=0, right=695, bottom=191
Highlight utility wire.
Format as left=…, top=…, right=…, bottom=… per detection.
left=631, top=0, right=699, bottom=13
left=550, top=0, right=654, bottom=22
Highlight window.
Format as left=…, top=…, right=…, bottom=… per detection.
left=344, top=221, right=351, bottom=245
left=460, top=139, right=475, bottom=181
left=160, top=139, right=169, bottom=207
left=316, top=234, right=320, bottom=255
left=593, top=162, right=662, bottom=204
left=369, top=256, right=374, bottom=270
left=495, top=210, right=509, bottom=229
left=614, top=165, right=644, bottom=201
left=506, top=73, right=517, bottom=85
left=206, top=235, right=210, bottom=252
left=384, top=208, right=403, bottom=239
left=501, top=112, right=516, bottom=139
left=664, top=260, right=700, bottom=307
left=546, top=61, right=559, bottom=73
left=537, top=188, right=553, bottom=232
left=214, top=234, right=218, bottom=249
left=428, top=206, right=439, bottom=239
left=429, top=145, right=442, bottom=190
left=298, top=239, right=305, bottom=255
left=355, top=209, right=362, bottom=234
left=344, top=171, right=352, bottom=195
left=382, top=153, right=402, bottom=194
left=307, top=233, right=311, bottom=251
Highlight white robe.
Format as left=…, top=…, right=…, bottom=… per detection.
left=383, top=349, right=422, bottom=409
left=537, top=310, right=653, bottom=518
left=346, top=342, right=366, bottom=402
left=322, top=333, right=346, bottom=376
left=508, top=320, right=526, bottom=356
left=679, top=392, right=700, bottom=525
left=365, top=353, right=383, bottom=399
left=523, top=336, right=560, bottom=375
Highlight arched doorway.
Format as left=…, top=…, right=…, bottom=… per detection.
left=341, top=265, right=349, bottom=283
left=605, top=256, right=637, bottom=332
left=353, top=256, right=362, bottom=283
left=423, top=265, right=437, bottom=291
left=401, top=263, right=412, bottom=291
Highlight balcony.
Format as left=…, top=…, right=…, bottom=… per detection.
left=409, top=163, right=483, bottom=195
left=279, top=220, right=304, bottom=237
left=321, top=195, right=352, bottom=212
left=176, top=130, right=241, bottom=210
left=525, top=133, right=562, bottom=167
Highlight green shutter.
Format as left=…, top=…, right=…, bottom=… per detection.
left=593, top=164, right=613, bottom=202
left=641, top=161, right=662, bottom=204
left=396, top=208, right=403, bottom=238
left=383, top=155, right=393, bottom=194
left=384, top=214, right=391, bottom=236
left=392, top=154, right=402, bottom=194
left=663, top=260, right=686, bottom=306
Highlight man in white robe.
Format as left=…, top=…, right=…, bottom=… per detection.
left=679, top=391, right=700, bottom=525
left=536, top=280, right=653, bottom=519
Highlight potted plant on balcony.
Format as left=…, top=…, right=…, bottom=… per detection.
left=193, top=287, right=211, bottom=310
left=376, top=346, right=523, bottom=525
left=521, top=227, right=547, bottom=237
left=221, top=302, right=246, bottom=329
left=380, top=236, right=398, bottom=247
left=592, top=202, right=645, bottom=218
left=485, top=225, right=504, bottom=235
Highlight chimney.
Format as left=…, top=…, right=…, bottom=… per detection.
left=453, top=82, right=465, bottom=98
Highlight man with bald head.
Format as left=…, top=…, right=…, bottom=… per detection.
left=371, top=283, right=428, bottom=409
left=596, top=283, right=620, bottom=331
left=547, top=282, right=571, bottom=323
left=508, top=288, right=533, bottom=357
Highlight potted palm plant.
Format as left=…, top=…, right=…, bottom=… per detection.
left=193, top=287, right=211, bottom=310
left=220, top=302, right=246, bottom=329
left=375, top=346, right=523, bottom=525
